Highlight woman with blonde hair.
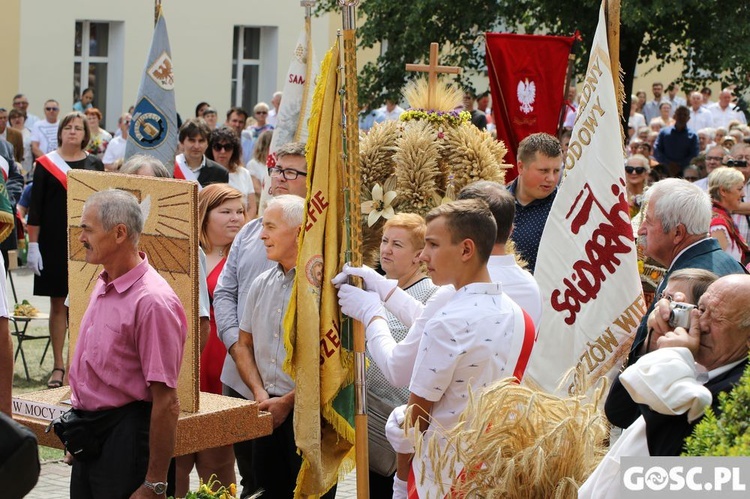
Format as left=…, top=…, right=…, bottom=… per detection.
left=247, top=129, right=273, bottom=204
left=708, top=166, right=748, bottom=263
left=174, top=184, right=245, bottom=496
left=367, top=212, right=438, bottom=496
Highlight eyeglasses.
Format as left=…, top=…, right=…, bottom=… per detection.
left=706, top=155, right=724, bottom=162
left=212, top=143, right=234, bottom=152
left=255, top=111, right=268, bottom=115
left=13, top=101, right=28, bottom=106
left=684, top=176, right=699, bottom=181
left=45, top=107, right=59, bottom=112
left=625, top=166, right=647, bottom=174
left=268, top=166, right=307, bottom=180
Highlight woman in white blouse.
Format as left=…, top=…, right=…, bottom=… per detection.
left=207, top=126, right=257, bottom=220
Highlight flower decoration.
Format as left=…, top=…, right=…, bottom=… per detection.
left=361, top=176, right=397, bottom=227
left=170, top=475, right=241, bottom=499
left=400, top=108, right=471, bottom=128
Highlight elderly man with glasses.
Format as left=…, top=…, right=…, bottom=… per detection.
left=30, top=99, right=60, bottom=159
left=694, top=145, right=729, bottom=192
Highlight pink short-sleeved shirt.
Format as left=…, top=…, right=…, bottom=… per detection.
left=70, top=253, right=187, bottom=411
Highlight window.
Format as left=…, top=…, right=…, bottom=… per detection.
left=74, top=21, right=110, bottom=122
left=232, top=27, right=261, bottom=113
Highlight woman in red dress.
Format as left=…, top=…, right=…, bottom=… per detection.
left=175, top=183, right=246, bottom=496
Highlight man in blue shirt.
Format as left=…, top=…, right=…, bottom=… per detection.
left=507, top=133, right=562, bottom=274
left=653, top=105, right=700, bottom=177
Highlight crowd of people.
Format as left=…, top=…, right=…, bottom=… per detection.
left=0, top=75, right=749, bottom=499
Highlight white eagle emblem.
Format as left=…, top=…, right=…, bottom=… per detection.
left=517, top=78, right=536, bottom=114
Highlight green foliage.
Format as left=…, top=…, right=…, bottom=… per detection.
left=684, top=357, right=750, bottom=456
left=317, top=0, right=750, bottom=110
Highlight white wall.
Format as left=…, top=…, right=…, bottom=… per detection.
left=19, top=0, right=334, bottom=130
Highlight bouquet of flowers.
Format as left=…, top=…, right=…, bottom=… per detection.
left=169, top=475, right=245, bottom=499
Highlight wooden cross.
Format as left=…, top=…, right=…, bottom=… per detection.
left=405, top=42, right=462, bottom=109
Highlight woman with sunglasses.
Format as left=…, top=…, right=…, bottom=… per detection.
left=207, top=126, right=257, bottom=219
left=625, top=154, right=651, bottom=218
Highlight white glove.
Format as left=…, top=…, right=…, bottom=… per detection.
left=337, top=284, right=384, bottom=325
left=392, top=476, right=408, bottom=499
left=26, top=242, right=43, bottom=276
left=386, top=404, right=418, bottom=454
left=332, top=263, right=397, bottom=301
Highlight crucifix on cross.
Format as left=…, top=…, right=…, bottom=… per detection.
left=405, top=42, right=462, bottom=109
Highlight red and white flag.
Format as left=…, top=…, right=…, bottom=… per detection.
left=486, top=32, right=575, bottom=182
left=525, top=3, right=645, bottom=396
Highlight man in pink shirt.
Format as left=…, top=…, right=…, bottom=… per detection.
left=68, top=189, right=187, bottom=498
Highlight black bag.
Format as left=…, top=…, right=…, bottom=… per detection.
left=47, top=405, right=133, bottom=462
left=0, top=411, right=41, bottom=499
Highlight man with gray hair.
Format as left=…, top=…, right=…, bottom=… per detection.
left=267, top=91, right=282, bottom=127
left=232, top=194, right=335, bottom=498
left=67, top=189, right=187, bottom=498
left=604, top=179, right=746, bottom=431
left=626, top=179, right=746, bottom=366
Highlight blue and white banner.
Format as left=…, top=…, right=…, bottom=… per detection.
left=125, top=8, right=178, bottom=171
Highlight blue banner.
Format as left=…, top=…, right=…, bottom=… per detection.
left=125, top=8, right=178, bottom=171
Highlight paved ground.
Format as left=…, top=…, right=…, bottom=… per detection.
left=8, top=267, right=359, bottom=498
left=31, top=461, right=358, bottom=498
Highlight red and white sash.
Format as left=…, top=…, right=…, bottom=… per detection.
left=36, top=151, right=72, bottom=190
left=174, top=154, right=202, bottom=191
left=0, top=155, right=8, bottom=182
left=407, top=301, right=537, bottom=499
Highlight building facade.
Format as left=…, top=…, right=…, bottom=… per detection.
left=0, top=0, right=339, bottom=130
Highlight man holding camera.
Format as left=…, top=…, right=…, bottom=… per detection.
left=628, top=179, right=746, bottom=362
left=582, top=274, right=750, bottom=495
left=604, top=179, right=746, bottom=430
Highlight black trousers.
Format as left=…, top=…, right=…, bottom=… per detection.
left=70, top=403, right=150, bottom=499
left=252, top=408, right=337, bottom=499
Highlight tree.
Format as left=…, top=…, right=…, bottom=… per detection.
left=319, top=0, right=750, bottom=116
left=683, top=356, right=750, bottom=456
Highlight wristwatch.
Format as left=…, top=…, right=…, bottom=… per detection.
left=143, top=479, right=168, bottom=495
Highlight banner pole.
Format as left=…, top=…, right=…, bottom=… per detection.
left=339, top=1, right=369, bottom=496
left=605, top=0, right=623, bottom=124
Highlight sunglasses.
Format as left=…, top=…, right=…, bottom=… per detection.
left=45, top=107, right=59, bottom=111
left=625, top=166, right=647, bottom=174
left=684, top=176, right=699, bottom=181
left=212, top=143, right=234, bottom=152
left=255, top=111, right=268, bottom=115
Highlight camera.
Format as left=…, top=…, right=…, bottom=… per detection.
left=668, top=302, right=696, bottom=329
left=725, top=159, right=748, bottom=168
